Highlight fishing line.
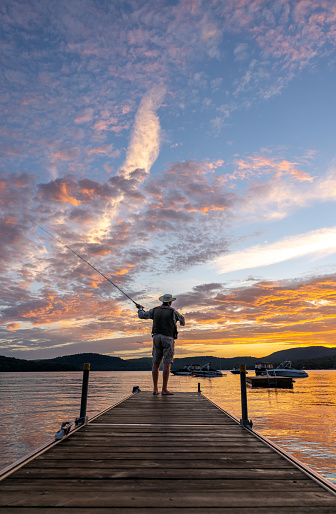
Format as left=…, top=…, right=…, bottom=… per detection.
left=37, top=225, right=140, bottom=307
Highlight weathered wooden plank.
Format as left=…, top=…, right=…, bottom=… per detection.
left=107, top=412, right=231, bottom=416
left=2, top=508, right=336, bottom=514
left=1, top=489, right=335, bottom=508
left=59, top=436, right=272, bottom=443
left=10, top=467, right=308, bottom=480
left=44, top=444, right=275, bottom=453
left=91, top=418, right=233, bottom=422
left=57, top=442, right=271, bottom=449
left=20, top=455, right=298, bottom=468
left=36, top=449, right=278, bottom=459
left=73, top=428, right=249, bottom=435
left=93, top=406, right=229, bottom=410
left=95, top=403, right=227, bottom=408
left=0, top=478, right=322, bottom=492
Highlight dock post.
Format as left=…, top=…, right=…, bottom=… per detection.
left=198, top=382, right=201, bottom=393
left=75, top=363, right=90, bottom=426
left=239, top=364, right=252, bottom=428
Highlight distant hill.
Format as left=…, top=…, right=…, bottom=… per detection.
left=0, top=355, right=80, bottom=372
left=1, top=346, right=336, bottom=372
left=50, top=353, right=127, bottom=370
left=49, top=353, right=153, bottom=371
left=291, top=356, right=336, bottom=370
left=0, top=353, right=153, bottom=372
left=263, top=346, right=336, bottom=363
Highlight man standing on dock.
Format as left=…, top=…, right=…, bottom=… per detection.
left=136, top=294, right=185, bottom=395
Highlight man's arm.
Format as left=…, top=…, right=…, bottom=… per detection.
left=136, top=305, right=154, bottom=320
left=174, top=310, right=185, bottom=326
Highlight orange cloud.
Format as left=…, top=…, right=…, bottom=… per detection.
left=13, top=290, right=125, bottom=327
left=57, top=182, right=80, bottom=206
left=80, top=188, right=96, bottom=201
left=7, top=323, right=21, bottom=330
left=115, top=265, right=135, bottom=276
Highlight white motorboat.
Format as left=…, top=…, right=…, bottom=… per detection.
left=191, top=362, right=224, bottom=377
left=172, top=362, right=224, bottom=377
left=267, top=361, right=308, bottom=378
left=171, top=364, right=202, bottom=376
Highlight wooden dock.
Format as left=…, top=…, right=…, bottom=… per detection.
left=246, top=375, right=293, bottom=388
left=1, top=391, right=336, bottom=512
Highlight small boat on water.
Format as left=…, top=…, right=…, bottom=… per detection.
left=267, top=361, right=308, bottom=378
left=192, top=362, right=224, bottom=377
left=255, top=362, right=274, bottom=376
left=192, top=370, right=224, bottom=377
left=171, top=362, right=224, bottom=377
left=230, top=366, right=248, bottom=375
left=255, top=361, right=308, bottom=378
left=171, top=364, right=202, bottom=376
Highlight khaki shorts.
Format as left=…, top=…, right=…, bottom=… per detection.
left=152, top=334, right=175, bottom=364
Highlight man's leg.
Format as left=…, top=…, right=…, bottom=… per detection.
left=152, top=362, right=160, bottom=395
left=162, top=362, right=173, bottom=395
left=161, top=336, right=174, bottom=395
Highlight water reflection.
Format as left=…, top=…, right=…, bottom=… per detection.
left=0, top=370, right=335, bottom=484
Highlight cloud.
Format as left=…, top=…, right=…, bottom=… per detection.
left=214, top=227, right=336, bottom=274
left=120, top=86, right=166, bottom=178
left=0, top=171, right=37, bottom=268
left=87, top=144, right=119, bottom=157
left=7, top=323, right=21, bottom=330
left=87, top=87, right=166, bottom=241
left=74, top=108, right=94, bottom=123
left=201, top=1, right=336, bottom=104
left=234, top=42, right=249, bottom=61
left=92, top=118, right=119, bottom=133
left=232, top=161, right=336, bottom=222
left=233, top=155, right=314, bottom=182
left=37, top=178, right=81, bottom=206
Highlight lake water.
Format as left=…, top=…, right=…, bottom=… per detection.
left=0, top=370, right=335, bottom=485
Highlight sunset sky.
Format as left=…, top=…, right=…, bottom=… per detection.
left=2, top=0, right=336, bottom=360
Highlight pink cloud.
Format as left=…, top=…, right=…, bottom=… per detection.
left=0, top=144, right=23, bottom=156
left=233, top=155, right=314, bottom=182
left=51, top=148, right=80, bottom=161
left=87, top=144, right=120, bottom=157
left=74, top=108, right=94, bottom=123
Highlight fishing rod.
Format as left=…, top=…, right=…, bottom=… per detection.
left=38, top=225, right=143, bottom=308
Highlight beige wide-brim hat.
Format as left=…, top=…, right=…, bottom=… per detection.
left=159, top=294, right=176, bottom=303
